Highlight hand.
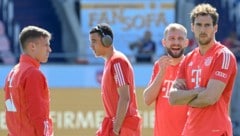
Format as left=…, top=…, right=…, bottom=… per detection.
left=158, top=56, right=172, bottom=72
left=112, top=118, right=120, bottom=136
left=112, top=129, right=120, bottom=136
left=173, top=80, right=186, bottom=90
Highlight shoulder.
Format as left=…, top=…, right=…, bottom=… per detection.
left=26, top=67, right=44, bottom=79
left=111, top=50, right=130, bottom=64
left=215, top=42, right=235, bottom=58
left=213, top=43, right=237, bottom=68
left=182, top=48, right=199, bottom=62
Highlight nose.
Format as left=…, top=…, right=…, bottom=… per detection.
left=172, top=39, right=179, bottom=45
left=48, top=46, right=52, bottom=52
left=199, top=26, right=207, bottom=33
left=90, top=43, right=94, bottom=49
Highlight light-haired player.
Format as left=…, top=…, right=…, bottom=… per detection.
left=143, top=23, right=189, bottom=136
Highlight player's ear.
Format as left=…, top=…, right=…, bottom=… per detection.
left=26, top=42, right=37, bottom=53
left=191, top=23, right=194, bottom=32
left=161, top=39, right=166, bottom=47
left=214, top=24, right=218, bottom=33
left=184, top=39, right=189, bottom=48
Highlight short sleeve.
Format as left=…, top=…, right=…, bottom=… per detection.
left=111, top=58, right=131, bottom=87
left=210, top=49, right=237, bottom=83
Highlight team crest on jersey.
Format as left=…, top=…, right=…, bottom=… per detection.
left=204, top=57, right=212, bottom=66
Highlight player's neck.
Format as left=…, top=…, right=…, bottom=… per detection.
left=199, top=40, right=216, bottom=55
left=171, top=55, right=184, bottom=66
left=104, top=47, right=114, bottom=61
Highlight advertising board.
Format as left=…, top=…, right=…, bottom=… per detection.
left=0, top=88, right=154, bottom=136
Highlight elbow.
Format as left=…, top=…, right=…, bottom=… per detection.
left=143, top=95, right=152, bottom=106
left=144, top=98, right=152, bottom=106
left=143, top=92, right=153, bottom=106
left=206, top=97, right=218, bottom=105
left=168, top=97, right=176, bottom=105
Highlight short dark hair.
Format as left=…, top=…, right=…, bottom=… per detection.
left=190, top=3, right=219, bottom=26
left=89, top=23, right=113, bottom=40
left=19, top=26, right=51, bottom=50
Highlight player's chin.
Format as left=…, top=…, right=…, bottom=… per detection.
left=94, top=53, right=100, bottom=57
left=41, top=58, right=49, bottom=63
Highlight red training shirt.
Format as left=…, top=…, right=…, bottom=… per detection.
left=150, top=61, right=188, bottom=136
left=4, top=54, right=53, bottom=136
left=177, top=42, right=237, bottom=136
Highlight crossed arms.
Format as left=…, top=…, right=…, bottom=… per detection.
left=169, top=78, right=226, bottom=108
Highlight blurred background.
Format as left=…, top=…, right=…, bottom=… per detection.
left=0, top=0, right=239, bottom=135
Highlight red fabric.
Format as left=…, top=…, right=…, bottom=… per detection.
left=96, top=116, right=141, bottom=136
left=97, top=50, right=141, bottom=135
left=149, top=62, right=188, bottom=136
left=177, top=42, right=237, bottom=136
left=96, top=117, right=114, bottom=136
left=101, top=50, right=139, bottom=118
left=4, top=54, right=53, bottom=136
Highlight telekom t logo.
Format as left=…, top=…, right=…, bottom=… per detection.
left=191, top=69, right=201, bottom=88
left=162, top=80, right=174, bottom=98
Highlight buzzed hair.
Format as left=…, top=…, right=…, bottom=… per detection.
left=164, top=23, right=187, bottom=39
left=19, top=26, right=51, bottom=50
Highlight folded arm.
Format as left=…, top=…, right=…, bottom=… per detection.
left=169, top=79, right=201, bottom=105
left=169, top=79, right=226, bottom=108
left=188, top=79, right=226, bottom=107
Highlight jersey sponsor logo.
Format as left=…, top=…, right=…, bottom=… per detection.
left=191, top=69, right=201, bottom=88
left=215, top=71, right=227, bottom=78
left=204, top=57, right=212, bottom=66
left=162, top=80, right=174, bottom=98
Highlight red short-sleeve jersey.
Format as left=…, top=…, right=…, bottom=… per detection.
left=150, top=61, right=188, bottom=136
left=101, top=50, right=139, bottom=118
left=177, top=42, right=237, bottom=136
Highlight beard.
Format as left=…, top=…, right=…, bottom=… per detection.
left=197, top=34, right=212, bottom=45
left=166, top=48, right=184, bottom=58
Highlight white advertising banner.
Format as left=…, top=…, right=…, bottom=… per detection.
left=80, top=0, right=175, bottom=62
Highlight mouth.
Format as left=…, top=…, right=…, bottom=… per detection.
left=200, top=34, right=207, bottom=38
left=171, top=47, right=181, bottom=52
left=91, top=49, right=97, bottom=55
